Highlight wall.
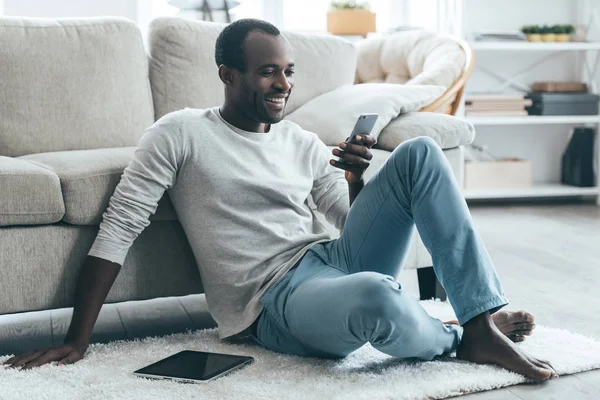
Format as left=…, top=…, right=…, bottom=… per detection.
left=2, top=0, right=138, bottom=19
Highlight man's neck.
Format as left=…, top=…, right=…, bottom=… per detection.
left=219, top=104, right=269, bottom=133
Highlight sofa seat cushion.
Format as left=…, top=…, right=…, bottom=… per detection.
left=18, top=148, right=177, bottom=226
left=0, top=156, right=64, bottom=226
left=375, top=112, right=475, bottom=151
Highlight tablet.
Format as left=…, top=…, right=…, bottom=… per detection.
left=133, top=350, right=254, bottom=384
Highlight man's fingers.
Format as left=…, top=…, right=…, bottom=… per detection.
left=330, top=159, right=353, bottom=171
left=333, top=151, right=370, bottom=166
left=21, top=349, right=69, bottom=370
left=337, top=143, right=373, bottom=160
left=355, top=134, right=377, bottom=147
left=3, top=356, right=17, bottom=365
left=5, top=350, right=45, bottom=368
left=57, top=351, right=80, bottom=366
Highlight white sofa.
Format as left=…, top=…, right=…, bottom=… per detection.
left=0, top=16, right=474, bottom=317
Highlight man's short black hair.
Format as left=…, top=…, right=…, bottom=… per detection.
left=215, top=18, right=281, bottom=72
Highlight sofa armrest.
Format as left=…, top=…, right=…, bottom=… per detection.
left=0, top=156, right=65, bottom=226
left=374, top=112, right=475, bottom=152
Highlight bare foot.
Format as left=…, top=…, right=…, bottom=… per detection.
left=456, top=312, right=558, bottom=381
left=444, top=310, right=536, bottom=343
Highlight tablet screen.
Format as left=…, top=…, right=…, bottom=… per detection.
left=134, top=350, right=253, bottom=381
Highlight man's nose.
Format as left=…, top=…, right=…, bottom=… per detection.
left=274, top=72, right=292, bottom=92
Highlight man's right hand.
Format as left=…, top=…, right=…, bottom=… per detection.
left=3, top=343, right=85, bottom=370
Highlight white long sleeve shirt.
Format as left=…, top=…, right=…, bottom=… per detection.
left=88, top=107, right=349, bottom=339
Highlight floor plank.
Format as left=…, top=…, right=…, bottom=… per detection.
left=451, top=388, right=521, bottom=399
left=575, top=369, right=600, bottom=390
left=507, top=374, right=600, bottom=399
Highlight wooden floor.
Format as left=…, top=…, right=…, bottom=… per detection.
left=1, top=201, right=599, bottom=398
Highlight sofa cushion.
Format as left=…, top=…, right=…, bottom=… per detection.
left=286, top=83, right=444, bottom=146
left=148, top=17, right=357, bottom=120
left=0, top=156, right=65, bottom=226
left=375, top=112, right=475, bottom=151
left=0, top=17, right=154, bottom=157
left=18, top=148, right=177, bottom=226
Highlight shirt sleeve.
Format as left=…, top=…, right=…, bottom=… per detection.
left=87, top=113, right=186, bottom=265
left=309, top=133, right=349, bottom=232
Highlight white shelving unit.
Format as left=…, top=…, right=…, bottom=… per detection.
left=461, top=0, right=600, bottom=203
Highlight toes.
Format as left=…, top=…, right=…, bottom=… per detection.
left=513, top=310, right=535, bottom=324
left=529, top=356, right=558, bottom=378
left=512, top=329, right=534, bottom=336
left=512, top=323, right=535, bottom=331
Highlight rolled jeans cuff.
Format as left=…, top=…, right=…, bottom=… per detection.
left=456, top=296, right=509, bottom=326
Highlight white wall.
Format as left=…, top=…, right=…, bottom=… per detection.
left=2, top=0, right=138, bottom=19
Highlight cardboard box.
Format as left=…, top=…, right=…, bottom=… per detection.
left=464, top=159, right=533, bottom=189
left=327, top=10, right=376, bottom=36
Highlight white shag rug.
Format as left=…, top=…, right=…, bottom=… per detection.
left=2, top=300, right=600, bottom=400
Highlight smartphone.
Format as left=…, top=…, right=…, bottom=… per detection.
left=133, top=350, right=254, bottom=384
left=339, top=113, right=378, bottom=164
left=346, top=113, right=378, bottom=144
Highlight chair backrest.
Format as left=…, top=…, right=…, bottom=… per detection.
left=0, top=17, right=154, bottom=157
left=355, top=29, right=473, bottom=115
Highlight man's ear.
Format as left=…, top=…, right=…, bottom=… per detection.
left=218, top=65, right=235, bottom=86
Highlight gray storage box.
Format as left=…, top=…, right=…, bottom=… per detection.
left=525, top=92, right=599, bottom=116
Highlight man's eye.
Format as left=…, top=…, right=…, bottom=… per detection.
left=286, top=70, right=295, bottom=76
left=261, top=71, right=274, bottom=77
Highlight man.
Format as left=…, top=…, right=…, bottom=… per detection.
left=4, top=19, right=556, bottom=381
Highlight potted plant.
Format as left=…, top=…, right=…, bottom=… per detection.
left=555, top=24, right=574, bottom=42
left=327, top=1, right=376, bottom=37
left=521, top=25, right=542, bottom=42
left=541, top=25, right=556, bottom=42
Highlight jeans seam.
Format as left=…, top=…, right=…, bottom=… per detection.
left=348, top=174, right=409, bottom=272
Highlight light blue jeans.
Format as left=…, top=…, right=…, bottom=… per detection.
left=252, top=137, right=508, bottom=360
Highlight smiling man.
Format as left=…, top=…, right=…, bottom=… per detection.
left=5, top=19, right=555, bottom=382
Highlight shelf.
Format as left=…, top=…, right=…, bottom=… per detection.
left=464, top=184, right=598, bottom=200
left=463, top=115, right=600, bottom=125
left=469, top=42, right=600, bottom=51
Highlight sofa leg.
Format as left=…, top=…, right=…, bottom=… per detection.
left=417, top=266, right=447, bottom=301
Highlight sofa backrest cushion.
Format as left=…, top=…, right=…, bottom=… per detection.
left=0, top=17, right=154, bottom=157
left=148, top=17, right=357, bottom=120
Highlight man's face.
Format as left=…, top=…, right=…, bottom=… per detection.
left=232, top=31, right=295, bottom=124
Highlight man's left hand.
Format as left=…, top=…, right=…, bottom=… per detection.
left=330, top=134, right=377, bottom=183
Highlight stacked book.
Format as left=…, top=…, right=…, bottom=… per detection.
left=465, top=94, right=533, bottom=117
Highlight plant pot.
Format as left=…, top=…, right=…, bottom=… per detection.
left=555, top=33, right=571, bottom=42
left=527, top=34, right=542, bottom=42
left=541, top=33, right=556, bottom=42
left=327, top=9, right=376, bottom=36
